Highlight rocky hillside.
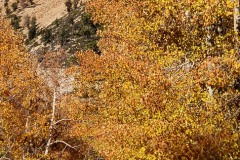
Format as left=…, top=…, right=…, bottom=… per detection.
left=0, top=0, right=98, bottom=95
left=18, top=0, right=67, bottom=28
left=1, top=0, right=67, bottom=27
left=0, top=0, right=99, bottom=56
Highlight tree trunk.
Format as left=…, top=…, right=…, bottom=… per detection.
left=234, top=0, right=240, bottom=53
left=44, top=88, right=56, bottom=156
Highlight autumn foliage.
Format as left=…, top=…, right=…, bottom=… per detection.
left=0, top=19, right=51, bottom=158
left=70, top=0, right=240, bottom=159
left=1, top=0, right=240, bottom=159
left=0, top=20, right=88, bottom=159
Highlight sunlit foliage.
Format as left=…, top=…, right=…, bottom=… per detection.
left=0, top=19, right=52, bottom=159
left=70, top=0, right=240, bottom=159
left=0, top=19, right=85, bottom=159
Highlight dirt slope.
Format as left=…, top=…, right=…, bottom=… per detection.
left=19, top=0, right=67, bottom=28
left=0, top=0, right=68, bottom=28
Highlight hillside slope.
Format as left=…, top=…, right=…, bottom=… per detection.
left=1, top=0, right=99, bottom=55
left=18, top=0, right=67, bottom=28
left=0, top=0, right=67, bottom=27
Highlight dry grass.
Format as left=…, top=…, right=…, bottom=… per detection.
left=0, top=0, right=67, bottom=28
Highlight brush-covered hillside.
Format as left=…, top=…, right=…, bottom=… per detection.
left=0, top=0, right=98, bottom=56
left=1, top=0, right=240, bottom=159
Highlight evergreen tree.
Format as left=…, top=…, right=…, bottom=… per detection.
left=65, top=0, right=72, bottom=13
left=5, top=7, right=11, bottom=16
left=67, top=15, right=74, bottom=25
left=11, top=14, right=21, bottom=30
left=42, top=28, right=52, bottom=44
left=28, top=17, right=37, bottom=40
left=59, top=28, right=69, bottom=46
left=11, top=2, right=18, bottom=11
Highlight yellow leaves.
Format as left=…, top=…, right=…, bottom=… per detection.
left=232, top=133, right=239, bottom=141
left=137, top=147, right=146, bottom=159
left=0, top=19, right=57, bottom=158
left=131, top=147, right=156, bottom=160
left=71, top=0, right=240, bottom=159
left=226, top=11, right=233, bottom=16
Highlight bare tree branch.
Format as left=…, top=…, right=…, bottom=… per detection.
left=44, top=88, right=56, bottom=155
left=51, top=140, right=77, bottom=151
left=0, top=155, right=11, bottom=159
left=53, top=119, right=71, bottom=125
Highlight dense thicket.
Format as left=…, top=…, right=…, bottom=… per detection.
left=1, top=0, right=240, bottom=159
left=70, top=0, right=240, bottom=159
left=0, top=19, right=51, bottom=159
left=0, top=19, right=89, bottom=159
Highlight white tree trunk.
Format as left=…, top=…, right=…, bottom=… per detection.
left=234, top=0, right=240, bottom=53
left=234, top=1, right=239, bottom=32
left=44, top=88, right=56, bottom=156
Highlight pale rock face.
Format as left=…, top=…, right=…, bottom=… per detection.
left=0, top=0, right=68, bottom=28
left=37, top=67, right=74, bottom=96
left=0, top=0, right=91, bottom=27
left=18, top=0, right=67, bottom=28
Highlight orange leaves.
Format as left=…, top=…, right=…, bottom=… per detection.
left=87, top=0, right=236, bottom=64
left=69, top=0, right=240, bottom=159
left=196, top=56, right=234, bottom=88
left=0, top=19, right=53, bottom=158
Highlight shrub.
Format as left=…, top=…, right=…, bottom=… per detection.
left=65, top=0, right=72, bottom=13
left=28, top=17, right=37, bottom=40
left=10, top=14, right=21, bottom=30
left=5, top=7, right=11, bottom=16
left=11, top=2, right=18, bottom=11
left=42, top=29, right=52, bottom=44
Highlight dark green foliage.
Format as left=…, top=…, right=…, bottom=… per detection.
left=80, top=26, right=92, bottom=38
left=42, top=29, right=52, bottom=44
left=31, top=17, right=37, bottom=27
left=67, top=15, right=74, bottom=25
left=47, top=9, right=99, bottom=53
left=59, top=28, right=70, bottom=46
left=27, top=6, right=101, bottom=55
left=82, top=13, right=91, bottom=25
left=81, top=13, right=99, bottom=32
left=11, top=2, right=18, bottom=11
left=5, top=7, right=11, bottom=16
left=10, top=14, right=21, bottom=30
left=28, top=27, right=37, bottom=40
left=28, top=17, right=37, bottom=40
left=65, top=55, right=79, bottom=67
left=54, top=18, right=60, bottom=27
left=65, top=0, right=72, bottom=13
left=87, top=41, right=100, bottom=54
left=76, top=13, right=98, bottom=37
